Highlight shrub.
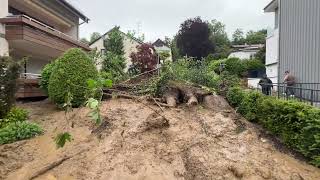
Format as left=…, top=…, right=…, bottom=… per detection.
left=0, top=107, right=28, bottom=128
left=226, top=87, right=245, bottom=107
left=0, top=121, right=42, bottom=145
left=208, top=58, right=247, bottom=77
left=48, top=48, right=98, bottom=107
left=244, top=59, right=265, bottom=71
left=40, top=61, right=57, bottom=94
left=237, top=90, right=265, bottom=122
left=0, top=56, right=21, bottom=118
left=224, top=57, right=246, bottom=77
left=226, top=87, right=320, bottom=166
left=130, top=44, right=158, bottom=73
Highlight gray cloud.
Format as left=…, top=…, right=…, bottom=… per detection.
left=69, top=0, right=274, bottom=42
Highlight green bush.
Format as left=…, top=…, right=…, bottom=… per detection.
left=237, top=90, right=265, bottom=122
left=224, top=57, right=246, bottom=77
left=244, top=59, right=265, bottom=71
left=226, top=88, right=320, bottom=166
left=0, top=107, right=28, bottom=128
left=0, top=56, right=21, bottom=118
left=48, top=48, right=98, bottom=107
left=40, top=61, right=57, bottom=94
left=0, top=121, right=42, bottom=145
left=226, top=87, right=245, bottom=107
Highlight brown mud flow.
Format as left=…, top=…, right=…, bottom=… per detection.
left=1, top=98, right=320, bottom=180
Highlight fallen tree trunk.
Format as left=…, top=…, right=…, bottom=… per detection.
left=163, top=87, right=180, bottom=107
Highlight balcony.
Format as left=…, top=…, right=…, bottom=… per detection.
left=0, top=15, right=90, bottom=58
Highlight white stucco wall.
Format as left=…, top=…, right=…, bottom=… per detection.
left=266, top=28, right=279, bottom=65
left=228, top=51, right=257, bottom=60
left=90, top=33, right=141, bottom=71
left=0, top=0, right=9, bottom=56
left=266, top=63, right=278, bottom=86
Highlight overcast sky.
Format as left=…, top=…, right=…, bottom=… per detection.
left=68, top=0, right=274, bottom=42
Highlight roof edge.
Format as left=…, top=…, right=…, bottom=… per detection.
left=58, top=0, right=90, bottom=23
left=264, top=0, right=278, bottom=13
left=89, top=27, right=144, bottom=46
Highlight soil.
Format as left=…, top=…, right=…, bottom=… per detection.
left=1, top=97, right=320, bottom=180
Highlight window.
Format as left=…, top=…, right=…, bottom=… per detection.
left=101, top=49, right=106, bottom=55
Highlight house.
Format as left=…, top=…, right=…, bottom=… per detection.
left=228, top=44, right=264, bottom=60
left=152, top=39, right=172, bottom=63
left=264, top=0, right=320, bottom=85
left=0, top=0, right=90, bottom=98
left=89, top=28, right=143, bottom=71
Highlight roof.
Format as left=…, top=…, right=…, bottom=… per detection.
left=152, top=39, right=169, bottom=47
left=89, top=27, right=144, bottom=46
left=57, top=0, right=90, bottom=23
left=264, top=0, right=279, bottom=13
left=231, top=44, right=264, bottom=49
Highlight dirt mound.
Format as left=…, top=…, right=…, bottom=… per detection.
left=1, top=97, right=320, bottom=180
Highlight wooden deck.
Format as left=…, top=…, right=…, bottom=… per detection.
left=16, top=79, right=46, bottom=98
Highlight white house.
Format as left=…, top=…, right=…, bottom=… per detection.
left=89, top=28, right=143, bottom=71
left=228, top=44, right=264, bottom=60
left=152, top=39, right=172, bottom=63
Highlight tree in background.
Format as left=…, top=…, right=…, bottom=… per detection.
left=80, top=38, right=90, bottom=44
left=246, top=29, right=267, bottom=45
left=209, top=19, right=231, bottom=59
left=255, top=45, right=266, bottom=64
left=102, top=27, right=126, bottom=81
left=170, top=36, right=181, bottom=61
left=90, top=32, right=102, bottom=44
left=232, top=28, right=246, bottom=45
left=127, top=30, right=145, bottom=42
left=176, top=17, right=215, bottom=60
left=130, top=44, right=157, bottom=73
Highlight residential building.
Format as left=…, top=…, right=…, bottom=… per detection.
left=89, top=28, right=143, bottom=71
left=152, top=39, right=172, bottom=63
left=228, top=44, right=264, bottom=60
left=264, top=0, right=320, bottom=85
left=0, top=0, right=90, bottom=97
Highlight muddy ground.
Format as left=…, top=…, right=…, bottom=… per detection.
left=1, top=96, right=320, bottom=180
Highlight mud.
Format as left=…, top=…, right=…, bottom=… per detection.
left=0, top=97, right=320, bottom=180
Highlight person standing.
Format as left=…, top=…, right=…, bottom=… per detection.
left=283, top=71, right=296, bottom=97
left=259, top=74, right=273, bottom=95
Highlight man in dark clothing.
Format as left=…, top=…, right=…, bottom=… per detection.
left=259, top=74, right=273, bottom=95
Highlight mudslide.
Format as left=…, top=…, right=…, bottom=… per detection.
left=1, top=97, right=319, bottom=180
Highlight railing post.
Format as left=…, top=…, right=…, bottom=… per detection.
left=311, top=90, right=314, bottom=106
left=299, top=84, right=302, bottom=102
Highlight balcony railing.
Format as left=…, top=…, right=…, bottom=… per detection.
left=0, top=15, right=90, bottom=51
left=258, top=83, right=320, bottom=107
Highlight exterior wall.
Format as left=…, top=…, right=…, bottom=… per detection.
left=228, top=51, right=257, bottom=60
left=266, top=63, right=278, bottom=83
left=0, top=0, right=9, bottom=56
left=266, top=28, right=279, bottom=65
left=90, top=33, right=141, bottom=71
left=248, top=78, right=261, bottom=89
left=279, top=0, right=320, bottom=83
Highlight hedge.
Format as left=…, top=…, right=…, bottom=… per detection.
left=48, top=48, right=98, bottom=107
left=227, top=87, right=320, bottom=166
left=40, top=61, right=57, bottom=94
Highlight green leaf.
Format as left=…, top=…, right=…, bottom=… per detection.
left=86, top=98, right=99, bottom=109
left=87, top=79, right=97, bottom=89
left=55, top=132, right=72, bottom=148
left=103, top=79, right=113, bottom=88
